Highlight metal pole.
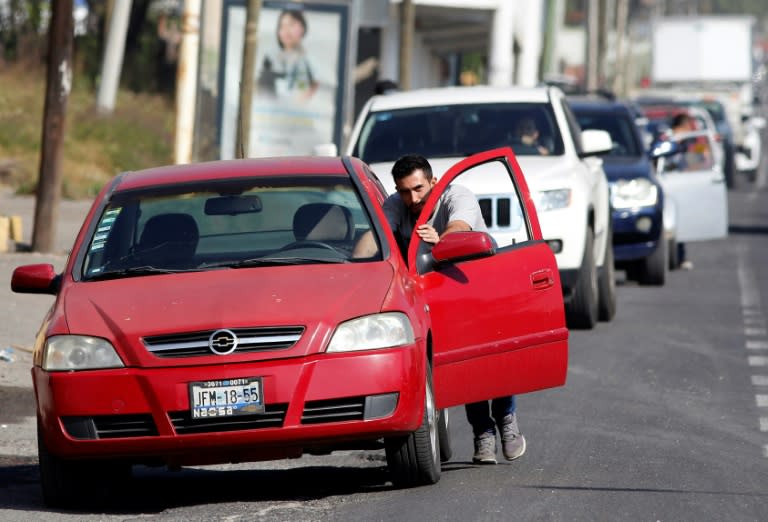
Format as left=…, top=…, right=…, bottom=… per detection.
left=399, top=0, right=414, bottom=90
left=236, top=0, right=261, bottom=159
left=612, top=0, right=629, bottom=96
left=585, top=0, right=599, bottom=91
left=96, top=0, right=132, bottom=114
left=31, top=0, right=73, bottom=253
left=174, top=0, right=202, bottom=164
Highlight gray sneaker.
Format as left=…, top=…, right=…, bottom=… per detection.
left=472, top=432, right=497, bottom=464
left=499, top=414, right=526, bottom=461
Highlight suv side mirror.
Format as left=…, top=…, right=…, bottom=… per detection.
left=580, top=129, right=613, bottom=157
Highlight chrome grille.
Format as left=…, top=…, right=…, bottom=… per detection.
left=143, top=326, right=304, bottom=358
left=301, top=397, right=366, bottom=424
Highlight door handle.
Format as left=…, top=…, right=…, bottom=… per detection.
left=531, top=269, right=555, bottom=290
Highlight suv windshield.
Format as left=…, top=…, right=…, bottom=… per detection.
left=574, top=110, right=643, bottom=158
left=353, top=103, right=564, bottom=163
left=81, top=176, right=381, bottom=280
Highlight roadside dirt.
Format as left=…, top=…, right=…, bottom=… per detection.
left=0, top=187, right=92, bottom=458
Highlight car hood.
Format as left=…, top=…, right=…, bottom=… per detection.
left=61, top=263, right=395, bottom=360
left=368, top=154, right=580, bottom=195
left=601, top=157, right=654, bottom=182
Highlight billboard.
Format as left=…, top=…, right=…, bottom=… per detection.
left=219, top=1, right=348, bottom=158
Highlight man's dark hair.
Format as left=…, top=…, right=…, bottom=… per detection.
left=391, top=154, right=433, bottom=181
left=671, top=113, right=690, bottom=129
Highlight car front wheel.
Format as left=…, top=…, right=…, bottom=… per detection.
left=385, top=365, right=441, bottom=487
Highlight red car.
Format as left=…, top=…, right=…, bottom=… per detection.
left=12, top=148, right=568, bottom=507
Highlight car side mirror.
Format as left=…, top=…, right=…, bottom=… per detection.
left=579, top=129, right=613, bottom=157
left=751, top=116, right=766, bottom=129
left=11, top=263, right=60, bottom=295
left=649, top=140, right=680, bottom=159
left=432, top=231, right=496, bottom=265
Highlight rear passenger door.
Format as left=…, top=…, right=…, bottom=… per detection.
left=411, top=148, right=569, bottom=409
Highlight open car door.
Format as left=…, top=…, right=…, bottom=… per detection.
left=657, top=131, right=728, bottom=242
left=408, top=147, right=569, bottom=409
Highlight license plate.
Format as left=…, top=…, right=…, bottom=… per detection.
left=189, top=377, right=264, bottom=418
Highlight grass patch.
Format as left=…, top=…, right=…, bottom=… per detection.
left=0, top=63, right=174, bottom=199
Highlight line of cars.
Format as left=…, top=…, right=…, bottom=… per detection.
left=342, top=84, right=730, bottom=328
left=9, top=83, right=732, bottom=508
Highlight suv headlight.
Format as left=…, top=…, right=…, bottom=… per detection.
left=327, top=312, right=415, bottom=353
left=536, top=189, right=571, bottom=211
left=43, top=335, right=124, bottom=371
left=610, top=178, right=658, bottom=209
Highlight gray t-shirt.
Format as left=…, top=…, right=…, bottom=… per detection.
left=382, top=183, right=487, bottom=248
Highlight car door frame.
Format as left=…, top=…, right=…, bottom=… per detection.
left=407, top=147, right=569, bottom=409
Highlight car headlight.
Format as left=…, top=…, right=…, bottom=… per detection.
left=536, top=189, right=571, bottom=211
left=327, top=312, right=415, bottom=353
left=610, top=178, right=658, bottom=209
left=43, top=335, right=124, bottom=371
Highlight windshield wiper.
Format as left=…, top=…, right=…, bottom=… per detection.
left=203, top=256, right=349, bottom=269
left=86, top=266, right=191, bottom=281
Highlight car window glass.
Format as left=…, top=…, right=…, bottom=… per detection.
left=662, top=136, right=715, bottom=173
left=353, top=103, right=564, bottom=164
left=82, top=176, right=382, bottom=278
left=574, top=111, right=642, bottom=157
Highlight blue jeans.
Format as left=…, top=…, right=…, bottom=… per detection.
left=465, top=396, right=516, bottom=437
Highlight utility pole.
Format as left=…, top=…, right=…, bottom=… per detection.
left=32, top=0, right=73, bottom=253
left=96, top=0, right=132, bottom=113
left=174, top=0, right=202, bottom=164
left=399, top=0, right=415, bottom=90
left=236, top=0, right=261, bottom=159
left=585, top=0, right=599, bottom=91
left=612, top=0, right=630, bottom=96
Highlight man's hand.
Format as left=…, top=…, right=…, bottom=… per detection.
left=417, top=220, right=471, bottom=244
left=416, top=224, right=440, bottom=244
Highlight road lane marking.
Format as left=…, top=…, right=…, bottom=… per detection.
left=761, top=418, right=768, bottom=432
left=744, top=317, right=766, bottom=326
left=757, top=395, right=768, bottom=407
left=743, top=308, right=762, bottom=316
left=749, top=356, right=768, bottom=366
left=746, top=328, right=768, bottom=337
left=765, top=445, right=768, bottom=458
left=753, top=376, right=768, bottom=386
left=746, top=340, right=768, bottom=350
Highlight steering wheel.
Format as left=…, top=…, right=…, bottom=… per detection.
left=279, top=240, right=344, bottom=254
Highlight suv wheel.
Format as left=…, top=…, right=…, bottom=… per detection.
left=566, top=228, right=598, bottom=330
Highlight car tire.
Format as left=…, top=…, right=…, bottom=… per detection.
left=638, top=238, right=667, bottom=286
left=668, top=237, right=679, bottom=271
left=597, top=226, right=616, bottom=322
left=385, top=365, right=441, bottom=487
left=437, top=408, right=452, bottom=463
left=566, top=228, right=598, bottom=330
left=38, top=421, right=131, bottom=508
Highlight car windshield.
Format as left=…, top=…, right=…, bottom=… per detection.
left=574, top=111, right=643, bottom=158
left=81, top=175, right=382, bottom=280
left=353, top=103, right=564, bottom=163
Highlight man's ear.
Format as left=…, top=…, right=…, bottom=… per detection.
left=431, top=176, right=438, bottom=187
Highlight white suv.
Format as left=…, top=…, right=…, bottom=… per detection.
left=345, top=85, right=615, bottom=329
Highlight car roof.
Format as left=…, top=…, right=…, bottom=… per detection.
left=567, top=96, right=634, bottom=115
left=366, top=85, right=555, bottom=111
left=114, top=157, right=354, bottom=192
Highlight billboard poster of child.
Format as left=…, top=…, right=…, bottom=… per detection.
left=219, top=1, right=348, bottom=159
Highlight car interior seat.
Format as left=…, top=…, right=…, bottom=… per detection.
left=135, top=213, right=199, bottom=267
left=292, top=203, right=354, bottom=249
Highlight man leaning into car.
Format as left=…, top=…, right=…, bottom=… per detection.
left=353, top=154, right=526, bottom=464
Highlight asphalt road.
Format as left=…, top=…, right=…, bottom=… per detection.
left=0, top=171, right=767, bottom=521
